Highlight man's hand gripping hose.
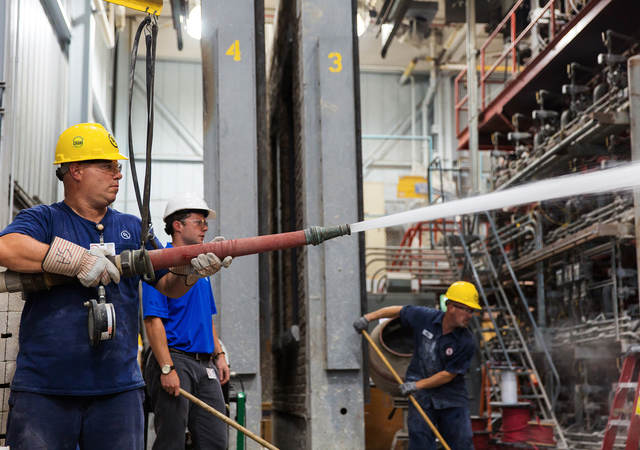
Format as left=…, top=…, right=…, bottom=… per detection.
left=42, top=237, right=120, bottom=287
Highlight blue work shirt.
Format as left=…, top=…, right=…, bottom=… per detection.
left=400, top=305, right=475, bottom=409
left=0, top=202, right=167, bottom=395
left=142, top=242, right=218, bottom=354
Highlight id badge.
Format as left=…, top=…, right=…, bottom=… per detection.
left=90, top=242, right=116, bottom=256
left=206, top=367, right=217, bottom=380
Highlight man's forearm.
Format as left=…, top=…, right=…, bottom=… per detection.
left=0, top=233, right=49, bottom=272
left=415, top=371, right=456, bottom=390
left=155, top=272, right=192, bottom=298
left=211, top=318, right=221, bottom=355
left=365, top=305, right=403, bottom=322
left=144, top=317, right=173, bottom=367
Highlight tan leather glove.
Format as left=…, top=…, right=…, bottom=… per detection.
left=42, top=237, right=121, bottom=287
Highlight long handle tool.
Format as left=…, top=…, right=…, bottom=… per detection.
left=179, top=388, right=278, bottom=450
left=360, top=330, right=451, bottom=450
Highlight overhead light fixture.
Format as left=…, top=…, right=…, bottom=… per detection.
left=186, top=3, right=201, bottom=40
left=357, top=13, right=368, bottom=37
left=380, top=23, right=393, bottom=46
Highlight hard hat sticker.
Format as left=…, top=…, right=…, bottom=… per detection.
left=108, top=134, right=118, bottom=148
left=72, top=136, right=84, bottom=148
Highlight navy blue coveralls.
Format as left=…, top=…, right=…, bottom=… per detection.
left=0, top=202, right=167, bottom=450
left=400, top=305, right=475, bottom=450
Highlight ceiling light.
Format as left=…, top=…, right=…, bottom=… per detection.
left=186, top=4, right=201, bottom=40
left=357, top=13, right=368, bottom=37
left=381, top=23, right=393, bottom=45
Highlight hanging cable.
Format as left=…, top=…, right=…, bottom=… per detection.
left=126, top=14, right=158, bottom=251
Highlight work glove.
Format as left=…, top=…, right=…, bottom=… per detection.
left=171, top=236, right=233, bottom=285
left=42, top=237, right=121, bottom=287
left=399, top=381, right=418, bottom=396
left=352, top=316, right=369, bottom=333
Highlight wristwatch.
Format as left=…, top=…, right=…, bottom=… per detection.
left=161, top=364, right=175, bottom=375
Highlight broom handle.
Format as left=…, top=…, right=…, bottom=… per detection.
left=179, top=388, right=279, bottom=450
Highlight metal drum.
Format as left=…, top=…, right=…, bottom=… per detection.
left=368, top=317, right=414, bottom=396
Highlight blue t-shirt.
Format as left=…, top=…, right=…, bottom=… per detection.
left=400, top=305, right=475, bottom=409
left=142, top=243, right=218, bottom=354
left=0, top=201, right=167, bottom=395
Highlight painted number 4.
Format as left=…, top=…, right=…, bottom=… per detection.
left=226, top=40, right=241, bottom=61
left=328, top=52, right=342, bottom=72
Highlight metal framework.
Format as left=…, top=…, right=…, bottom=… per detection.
left=456, top=0, right=615, bottom=149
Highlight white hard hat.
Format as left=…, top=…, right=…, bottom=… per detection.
left=163, top=193, right=216, bottom=221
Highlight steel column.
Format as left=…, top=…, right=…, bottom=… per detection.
left=113, top=20, right=132, bottom=212
left=40, top=0, right=72, bottom=45
left=0, top=0, right=8, bottom=228
left=201, top=0, right=261, bottom=445
left=466, top=0, right=480, bottom=193
left=628, top=55, right=640, bottom=317
left=300, top=0, right=364, bottom=448
left=68, top=0, right=93, bottom=124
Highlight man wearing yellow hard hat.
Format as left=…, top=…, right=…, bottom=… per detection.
left=0, top=123, right=230, bottom=449
left=353, top=280, right=481, bottom=450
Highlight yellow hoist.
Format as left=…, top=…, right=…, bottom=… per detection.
left=103, top=0, right=163, bottom=15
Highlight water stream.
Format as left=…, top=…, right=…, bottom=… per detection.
left=350, top=162, right=640, bottom=233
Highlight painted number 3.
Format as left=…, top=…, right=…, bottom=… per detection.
left=328, top=52, right=342, bottom=72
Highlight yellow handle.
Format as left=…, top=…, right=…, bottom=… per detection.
left=179, top=388, right=279, bottom=450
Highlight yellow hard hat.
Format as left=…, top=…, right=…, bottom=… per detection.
left=445, top=281, right=482, bottom=310
left=54, top=123, right=128, bottom=165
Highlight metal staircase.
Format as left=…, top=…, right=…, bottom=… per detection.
left=448, top=211, right=568, bottom=448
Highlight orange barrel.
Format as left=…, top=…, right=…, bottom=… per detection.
left=368, top=318, right=414, bottom=396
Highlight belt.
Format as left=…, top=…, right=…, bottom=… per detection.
left=169, top=347, right=213, bottom=361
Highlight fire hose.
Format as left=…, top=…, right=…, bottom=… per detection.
left=0, top=225, right=351, bottom=293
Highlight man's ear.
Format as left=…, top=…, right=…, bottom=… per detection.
left=173, top=219, right=183, bottom=233
left=68, top=162, right=84, bottom=181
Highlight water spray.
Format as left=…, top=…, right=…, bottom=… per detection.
left=350, top=162, right=640, bottom=233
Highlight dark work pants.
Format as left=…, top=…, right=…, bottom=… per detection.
left=6, top=388, right=144, bottom=450
left=408, top=400, right=474, bottom=450
left=145, top=351, right=227, bottom=450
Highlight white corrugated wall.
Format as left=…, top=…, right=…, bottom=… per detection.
left=2, top=0, right=68, bottom=221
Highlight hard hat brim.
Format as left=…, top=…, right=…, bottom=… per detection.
left=53, top=152, right=129, bottom=165
left=444, top=296, right=483, bottom=310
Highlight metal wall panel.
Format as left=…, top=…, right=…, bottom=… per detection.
left=2, top=0, right=68, bottom=219
left=360, top=71, right=429, bottom=201
left=92, top=22, right=114, bottom=130
left=114, top=59, right=204, bottom=245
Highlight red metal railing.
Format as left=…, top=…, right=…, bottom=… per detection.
left=455, top=0, right=557, bottom=137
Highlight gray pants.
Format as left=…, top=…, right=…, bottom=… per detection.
left=145, top=351, right=228, bottom=450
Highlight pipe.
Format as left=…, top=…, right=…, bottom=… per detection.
left=411, top=76, right=417, bottom=173
left=360, top=330, right=451, bottom=450
left=179, top=388, right=278, bottom=450
left=0, top=225, right=351, bottom=293
left=92, top=0, right=115, bottom=49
